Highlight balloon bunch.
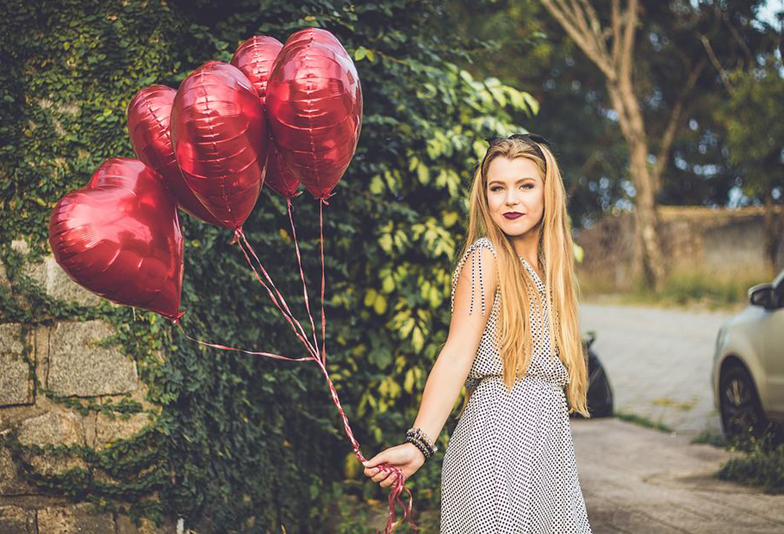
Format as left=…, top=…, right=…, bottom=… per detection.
left=48, top=29, right=416, bottom=533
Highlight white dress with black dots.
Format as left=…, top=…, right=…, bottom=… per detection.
left=440, top=237, right=591, bottom=534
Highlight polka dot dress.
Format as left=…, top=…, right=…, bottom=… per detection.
left=440, top=237, right=592, bottom=533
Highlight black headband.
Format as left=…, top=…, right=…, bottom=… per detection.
left=482, top=133, right=552, bottom=170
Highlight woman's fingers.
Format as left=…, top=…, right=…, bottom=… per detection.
left=372, top=466, right=392, bottom=483
left=362, top=451, right=387, bottom=469
left=380, top=470, right=398, bottom=488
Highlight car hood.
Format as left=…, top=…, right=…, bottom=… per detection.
left=722, top=304, right=767, bottom=330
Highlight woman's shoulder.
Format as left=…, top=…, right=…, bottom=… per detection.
left=467, top=236, right=497, bottom=258
left=452, top=237, right=497, bottom=275
left=450, top=236, right=500, bottom=315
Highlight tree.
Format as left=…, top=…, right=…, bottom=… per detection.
left=719, top=61, right=784, bottom=270
left=535, top=0, right=712, bottom=290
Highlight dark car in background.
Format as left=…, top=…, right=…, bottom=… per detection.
left=571, top=331, right=614, bottom=419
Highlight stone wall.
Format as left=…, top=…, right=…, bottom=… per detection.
left=0, top=241, right=167, bottom=534
left=575, top=205, right=784, bottom=291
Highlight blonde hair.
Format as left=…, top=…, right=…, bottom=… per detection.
left=457, top=137, right=589, bottom=417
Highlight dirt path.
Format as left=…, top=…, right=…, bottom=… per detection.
left=572, top=418, right=784, bottom=534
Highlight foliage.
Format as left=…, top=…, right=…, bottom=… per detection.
left=439, top=0, right=781, bottom=223
left=0, top=0, right=535, bottom=531
left=614, top=411, right=674, bottom=434
left=719, top=61, right=784, bottom=199
left=717, top=431, right=784, bottom=494
left=621, top=265, right=775, bottom=310
left=690, top=427, right=728, bottom=447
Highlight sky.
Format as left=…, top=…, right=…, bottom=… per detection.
left=758, top=0, right=784, bottom=27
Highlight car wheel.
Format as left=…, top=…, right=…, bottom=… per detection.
left=719, top=365, right=768, bottom=444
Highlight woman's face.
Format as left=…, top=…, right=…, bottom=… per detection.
left=485, top=156, right=545, bottom=239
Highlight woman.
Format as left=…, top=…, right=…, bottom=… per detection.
left=362, top=134, right=592, bottom=533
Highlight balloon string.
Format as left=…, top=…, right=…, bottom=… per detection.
left=287, top=198, right=321, bottom=362
left=227, top=209, right=416, bottom=533
left=237, top=228, right=317, bottom=357
left=319, top=199, right=327, bottom=365
left=311, top=346, right=416, bottom=533
left=234, top=228, right=319, bottom=360
left=178, top=318, right=416, bottom=533
left=177, top=325, right=315, bottom=362
left=316, top=197, right=416, bottom=533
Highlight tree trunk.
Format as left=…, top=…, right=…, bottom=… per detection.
left=535, top=0, right=669, bottom=291
left=606, top=83, right=667, bottom=290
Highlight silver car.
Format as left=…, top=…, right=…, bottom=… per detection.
left=712, top=267, right=784, bottom=441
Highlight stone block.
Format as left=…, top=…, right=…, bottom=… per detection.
left=47, top=321, right=137, bottom=397
left=0, top=444, right=36, bottom=496
left=37, top=504, right=114, bottom=534
left=22, top=257, right=100, bottom=306
left=0, top=262, right=8, bottom=287
left=95, top=411, right=152, bottom=447
left=116, top=514, right=172, bottom=534
left=0, top=506, right=34, bottom=534
left=0, top=324, right=34, bottom=406
left=17, top=411, right=83, bottom=447
left=10, top=240, right=29, bottom=255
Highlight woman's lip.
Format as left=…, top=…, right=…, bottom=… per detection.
left=503, top=213, right=523, bottom=219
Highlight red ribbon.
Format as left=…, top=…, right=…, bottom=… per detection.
left=180, top=196, right=417, bottom=533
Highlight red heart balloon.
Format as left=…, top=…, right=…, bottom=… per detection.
left=49, top=158, right=184, bottom=320
left=231, top=36, right=284, bottom=101
left=231, top=37, right=300, bottom=200
left=264, top=140, right=301, bottom=199
left=266, top=28, right=363, bottom=200
left=170, top=61, right=268, bottom=230
left=126, top=85, right=223, bottom=227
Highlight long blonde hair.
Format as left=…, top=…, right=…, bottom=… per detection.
left=457, top=137, right=589, bottom=417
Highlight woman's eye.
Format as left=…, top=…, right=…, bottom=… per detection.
left=491, top=187, right=501, bottom=192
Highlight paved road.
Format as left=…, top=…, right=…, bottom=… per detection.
left=579, top=302, right=735, bottom=437
left=572, top=418, right=784, bottom=534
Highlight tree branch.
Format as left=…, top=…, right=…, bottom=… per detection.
left=539, top=0, right=615, bottom=79
left=700, top=34, right=735, bottom=94
left=650, top=56, right=707, bottom=191
left=619, top=0, right=638, bottom=86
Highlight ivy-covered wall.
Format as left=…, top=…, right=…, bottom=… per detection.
left=0, top=0, right=534, bottom=531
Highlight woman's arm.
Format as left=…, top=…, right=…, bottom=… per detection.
left=363, top=244, right=498, bottom=487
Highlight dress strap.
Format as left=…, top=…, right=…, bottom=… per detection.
left=450, top=237, right=497, bottom=316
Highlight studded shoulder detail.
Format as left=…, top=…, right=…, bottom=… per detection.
left=450, top=237, right=497, bottom=316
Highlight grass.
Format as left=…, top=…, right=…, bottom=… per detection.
left=651, top=396, right=698, bottom=411
left=579, top=266, right=775, bottom=311
left=716, top=432, right=784, bottom=494
left=690, top=427, right=728, bottom=447
left=691, top=423, right=784, bottom=494
left=614, top=411, right=674, bottom=433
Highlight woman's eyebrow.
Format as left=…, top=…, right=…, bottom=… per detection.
left=488, top=177, right=538, bottom=185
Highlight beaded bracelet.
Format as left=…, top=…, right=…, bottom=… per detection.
left=406, top=433, right=433, bottom=456
left=406, top=427, right=438, bottom=455
left=404, top=435, right=432, bottom=460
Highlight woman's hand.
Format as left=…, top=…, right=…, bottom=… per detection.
left=362, top=443, right=426, bottom=488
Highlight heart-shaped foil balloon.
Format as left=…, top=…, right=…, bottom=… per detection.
left=231, top=36, right=284, bottom=101
left=232, top=36, right=301, bottom=200
left=126, top=85, right=223, bottom=226
left=265, top=28, right=363, bottom=200
left=170, top=61, right=268, bottom=230
left=171, top=61, right=268, bottom=230
left=264, top=138, right=301, bottom=199
left=49, top=158, right=184, bottom=320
